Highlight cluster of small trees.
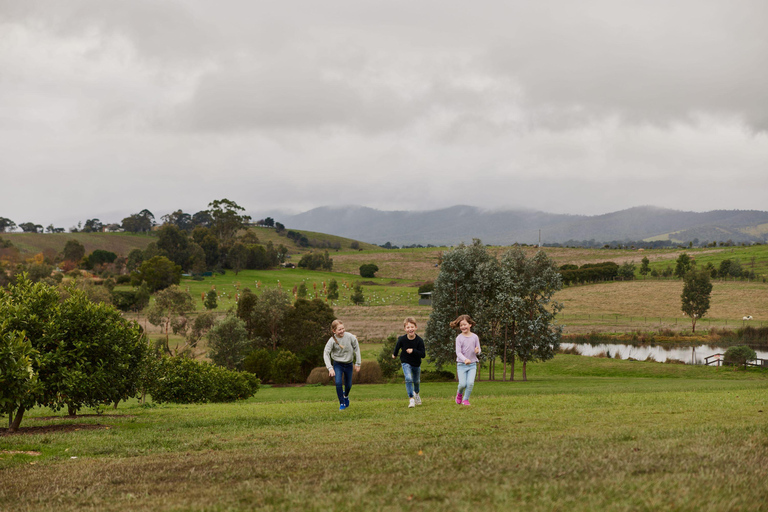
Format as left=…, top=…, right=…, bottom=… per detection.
left=231, top=288, right=337, bottom=383
left=425, top=240, right=563, bottom=381
left=559, top=262, right=620, bottom=285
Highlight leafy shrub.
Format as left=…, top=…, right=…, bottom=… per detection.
left=350, top=284, right=365, bottom=305
left=420, top=369, right=455, bottom=382
left=242, top=348, right=273, bottom=382
left=359, top=263, right=379, bottom=278
left=724, top=345, right=757, bottom=367
left=115, top=275, right=132, bottom=285
left=271, top=350, right=301, bottom=384
left=376, top=334, right=400, bottom=378
left=417, top=281, right=434, bottom=294
left=148, top=356, right=259, bottom=403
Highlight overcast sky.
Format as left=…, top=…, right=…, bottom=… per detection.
left=1, top=0, right=767, bottom=229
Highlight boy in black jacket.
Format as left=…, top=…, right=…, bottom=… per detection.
left=392, top=317, right=426, bottom=408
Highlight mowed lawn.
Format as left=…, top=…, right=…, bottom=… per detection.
left=2, top=356, right=768, bottom=511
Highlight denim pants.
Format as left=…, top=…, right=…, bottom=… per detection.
left=333, top=361, right=353, bottom=403
left=456, top=362, right=477, bottom=401
left=401, top=363, right=421, bottom=398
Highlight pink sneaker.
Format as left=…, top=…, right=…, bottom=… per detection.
left=455, top=393, right=463, bottom=404
left=461, top=400, right=471, bottom=406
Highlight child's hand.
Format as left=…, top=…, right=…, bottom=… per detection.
left=406, top=348, right=413, bottom=354
left=464, top=358, right=471, bottom=364
left=391, top=354, right=396, bottom=359
left=474, top=346, right=480, bottom=354
left=328, top=369, right=335, bottom=377
left=354, top=365, right=361, bottom=373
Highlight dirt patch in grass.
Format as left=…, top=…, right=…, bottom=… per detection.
left=1, top=423, right=109, bottom=436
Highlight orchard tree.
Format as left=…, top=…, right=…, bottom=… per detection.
left=327, top=279, right=339, bottom=300
left=204, top=289, right=218, bottom=310
left=1, top=276, right=147, bottom=430
left=146, top=285, right=195, bottom=355
left=0, top=330, right=41, bottom=431
left=54, top=289, right=147, bottom=414
left=681, top=268, right=712, bottom=333
left=207, top=315, right=250, bottom=370
left=350, top=284, right=364, bottom=304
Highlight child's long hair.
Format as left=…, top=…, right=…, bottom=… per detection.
left=331, top=319, right=344, bottom=345
left=449, top=314, right=475, bottom=330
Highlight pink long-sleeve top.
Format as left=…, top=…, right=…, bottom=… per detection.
left=455, top=332, right=481, bottom=363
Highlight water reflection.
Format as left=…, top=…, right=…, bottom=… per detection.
left=560, top=343, right=768, bottom=365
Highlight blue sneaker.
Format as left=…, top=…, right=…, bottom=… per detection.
left=339, top=403, right=347, bottom=410
left=344, top=396, right=350, bottom=407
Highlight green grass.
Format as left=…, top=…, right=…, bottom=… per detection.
left=178, top=269, right=421, bottom=311
left=3, top=355, right=768, bottom=511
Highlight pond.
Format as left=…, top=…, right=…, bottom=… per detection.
left=560, top=342, right=768, bottom=365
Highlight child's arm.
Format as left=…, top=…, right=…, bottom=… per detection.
left=353, top=336, right=362, bottom=371
left=323, top=338, right=335, bottom=375
left=392, top=338, right=402, bottom=359
left=456, top=336, right=468, bottom=363
left=474, top=334, right=481, bottom=355
left=415, top=337, right=426, bottom=359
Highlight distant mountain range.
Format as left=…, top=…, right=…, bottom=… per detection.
left=273, top=205, right=768, bottom=246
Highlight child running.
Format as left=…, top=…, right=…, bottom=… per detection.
left=392, top=317, right=426, bottom=408
left=450, top=314, right=481, bottom=406
left=323, top=319, right=361, bottom=410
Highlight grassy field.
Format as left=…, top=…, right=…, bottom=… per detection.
left=2, top=355, right=768, bottom=511
left=166, top=268, right=767, bottom=341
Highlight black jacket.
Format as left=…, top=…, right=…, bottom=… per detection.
left=393, top=334, right=426, bottom=367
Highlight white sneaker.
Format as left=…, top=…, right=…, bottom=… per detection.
left=408, top=398, right=415, bottom=408
left=414, top=393, right=422, bottom=405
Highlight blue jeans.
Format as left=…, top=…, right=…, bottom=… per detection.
left=333, top=361, right=353, bottom=404
left=401, top=363, right=421, bottom=398
left=457, top=362, right=477, bottom=401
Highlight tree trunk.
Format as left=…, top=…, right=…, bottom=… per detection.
left=510, top=340, right=516, bottom=381
left=503, top=328, right=507, bottom=382
left=113, top=400, right=120, bottom=410
left=68, top=405, right=77, bottom=416
left=10, top=407, right=25, bottom=432
left=522, top=359, right=527, bottom=381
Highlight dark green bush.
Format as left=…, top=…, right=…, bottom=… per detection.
left=271, top=350, right=301, bottom=384
left=148, top=356, right=259, bottom=403
left=377, top=334, right=400, bottom=378
left=724, top=345, right=757, bottom=367
left=417, top=281, right=434, bottom=294
left=359, top=263, right=379, bottom=278
left=420, top=369, right=455, bottom=382
left=242, top=348, right=273, bottom=382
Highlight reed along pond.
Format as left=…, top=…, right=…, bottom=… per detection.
left=561, top=342, right=768, bottom=365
